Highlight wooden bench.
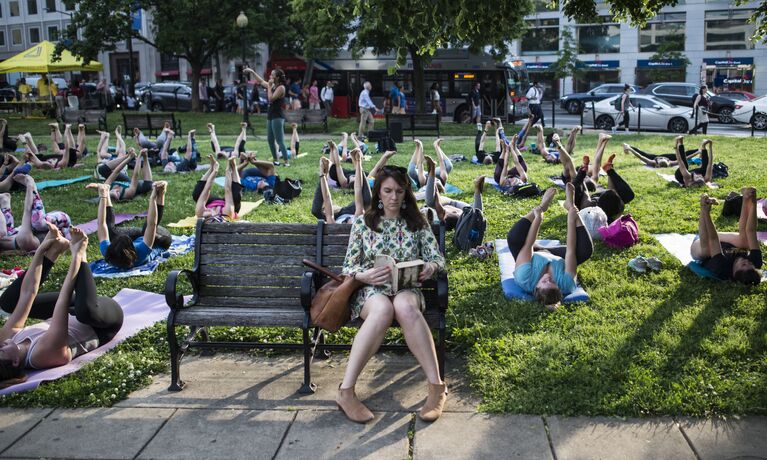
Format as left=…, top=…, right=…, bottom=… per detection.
left=386, top=113, right=440, bottom=139
left=165, top=220, right=448, bottom=393
left=122, top=112, right=181, bottom=136
left=62, top=108, right=108, bottom=131
left=302, top=109, right=328, bottom=132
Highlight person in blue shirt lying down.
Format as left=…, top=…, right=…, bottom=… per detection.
left=87, top=180, right=172, bottom=269
left=506, top=183, right=594, bottom=311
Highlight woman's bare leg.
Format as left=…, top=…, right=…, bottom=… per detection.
left=318, top=156, right=335, bottom=222
left=115, top=125, right=126, bottom=158
left=393, top=291, right=442, bottom=384
left=510, top=142, right=528, bottom=183
left=195, top=156, right=219, bottom=217
left=290, top=123, right=299, bottom=156
left=23, top=133, right=39, bottom=157
left=49, top=122, right=63, bottom=145
left=208, top=123, right=222, bottom=156
left=96, top=131, right=110, bottom=159
left=566, top=125, right=581, bottom=155
left=351, top=148, right=368, bottom=216
left=329, top=140, right=348, bottom=188
left=24, top=148, right=54, bottom=170
left=368, top=149, right=395, bottom=180
left=674, top=136, right=693, bottom=186
left=140, top=149, right=153, bottom=181
left=590, top=133, right=611, bottom=180
left=232, top=122, right=247, bottom=159
left=703, top=139, right=714, bottom=183
left=414, top=140, right=426, bottom=187
left=339, top=132, right=349, bottom=161
left=223, top=157, right=239, bottom=218
left=75, top=124, right=86, bottom=161
left=554, top=138, right=577, bottom=181
left=623, top=143, right=663, bottom=166
left=12, top=175, right=41, bottom=251
left=433, top=138, right=449, bottom=184
left=498, top=142, right=510, bottom=186
left=340, top=295, right=394, bottom=389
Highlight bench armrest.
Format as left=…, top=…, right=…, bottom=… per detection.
left=300, top=270, right=318, bottom=311
left=165, top=269, right=197, bottom=310
left=436, top=271, right=448, bottom=312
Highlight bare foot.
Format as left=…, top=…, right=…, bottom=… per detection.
left=474, top=175, right=485, bottom=194
left=382, top=150, right=396, bottom=161
left=564, top=183, right=575, bottom=211
left=424, top=155, right=436, bottom=174
left=551, top=133, right=560, bottom=143
left=702, top=138, right=712, bottom=146
left=598, top=133, right=612, bottom=142
left=207, top=123, right=215, bottom=133
left=603, top=154, right=616, bottom=172
left=153, top=180, right=167, bottom=195
left=432, top=138, right=442, bottom=150
left=240, top=122, right=248, bottom=130
left=319, top=156, right=330, bottom=175
left=742, top=186, right=757, bottom=201
left=349, top=148, right=361, bottom=164
left=0, top=193, right=9, bottom=209
left=69, top=227, right=88, bottom=257
left=291, top=123, right=298, bottom=129
left=675, top=135, right=684, bottom=143
left=622, top=143, right=631, bottom=154
left=573, top=125, right=582, bottom=133
left=539, top=187, right=557, bottom=213
left=581, top=155, right=590, bottom=170
left=188, top=129, right=196, bottom=137
left=414, top=139, right=423, bottom=150
left=534, top=124, right=543, bottom=132
left=78, top=124, right=85, bottom=132
left=208, top=153, right=217, bottom=167
left=484, top=121, right=492, bottom=132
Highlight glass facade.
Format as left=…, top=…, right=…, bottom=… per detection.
left=578, top=17, right=620, bottom=54
left=27, top=0, right=37, bottom=15
left=9, top=1, right=20, bottom=16
left=521, top=19, right=559, bottom=55
left=705, top=10, right=756, bottom=50
left=639, top=13, right=686, bottom=52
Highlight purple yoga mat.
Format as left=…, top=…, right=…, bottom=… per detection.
left=75, top=213, right=147, bottom=235
left=0, top=288, right=170, bottom=396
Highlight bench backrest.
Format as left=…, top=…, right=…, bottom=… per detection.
left=284, top=110, right=304, bottom=124
left=123, top=113, right=177, bottom=130
left=304, top=110, right=326, bottom=123
left=412, top=113, right=439, bottom=128
left=386, top=113, right=413, bottom=129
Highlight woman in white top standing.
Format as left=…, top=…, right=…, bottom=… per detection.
left=430, top=83, right=442, bottom=115
left=0, top=224, right=123, bottom=387
left=689, top=85, right=710, bottom=135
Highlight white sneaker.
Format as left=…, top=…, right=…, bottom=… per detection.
left=611, top=127, right=617, bottom=134
left=625, top=128, right=630, bottom=133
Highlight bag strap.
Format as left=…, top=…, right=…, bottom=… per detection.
left=302, top=259, right=343, bottom=282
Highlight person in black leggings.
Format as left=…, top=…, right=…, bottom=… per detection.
left=623, top=139, right=705, bottom=168
left=0, top=226, right=123, bottom=387
left=493, top=135, right=529, bottom=190
left=193, top=155, right=243, bottom=222
left=475, top=121, right=501, bottom=165
left=506, top=184, right=593, bottom=310
left=571, top=154, right=635, bottom=223
left=312, top=150, right=371, bottom=223
left=673, top=136, right=713, bottom=187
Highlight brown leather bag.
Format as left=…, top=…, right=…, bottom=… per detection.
left=303, top=259, right=363, bottom=332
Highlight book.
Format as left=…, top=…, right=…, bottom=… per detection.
left=374, top=255, right=424, bottom=295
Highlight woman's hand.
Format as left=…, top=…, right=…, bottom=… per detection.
left=355, top=266, right=390, bottom=286
left=418, top=262, right=437, bottom=282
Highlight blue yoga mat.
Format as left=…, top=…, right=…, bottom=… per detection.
left=37, top=175, right=91, bottom=191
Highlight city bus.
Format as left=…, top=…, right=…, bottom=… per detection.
left=268, top=49, right=529, bottom=122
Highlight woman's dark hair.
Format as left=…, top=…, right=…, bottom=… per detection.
left=699, top=85, right=708, bottom=95
left=431, top=82, right=439, bottom=90
left=624, top=83, right=631, bottom=91
left=364, top=165, right=428, bottom=233
left=597, top=190, right=624, bottom=222
left=534, top=285, right=562, bottom=307
left=104, top=234, right=137, bottom=269
left=272, top=69, right=286, bottom=86
left=0, top=358, right=27, bottom=389
left=732, top=258, right=761, bottom=285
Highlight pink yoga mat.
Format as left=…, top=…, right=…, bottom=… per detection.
left=75, top=213, right=146, bottom=235
left=758, top=199, right=766, bottom=220
left=0, top=288, right=169, bottom=396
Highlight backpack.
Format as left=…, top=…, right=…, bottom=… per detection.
left=721, top=193, right=742, bottom=218
left=507, top=182, right=541, bottom=198
left=377, top=135, right=396, bottom=153
left=597, top=214, right=639, bottom=249
left=712, top=162, right=729, bottom=179
left=272, top=177, right=302, bottom=203
left=452, top=206, right=486, bottom=251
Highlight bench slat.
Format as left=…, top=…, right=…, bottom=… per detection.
left=199, top=286, right=301, bottom=298
left=201, top=233, right=316, bottom=245
left=196, top=296, right=301, bottom=308
left=202, top=222, right=316, bottom=234
left=199, top=264, right=308, bottom=277
left=200, top=274, right=304, bottom=288
left=176, top=307, right=304, bottom=327
left=199, top=254, right=308, bottom=266
left=200, top=243, right=315, bottom=257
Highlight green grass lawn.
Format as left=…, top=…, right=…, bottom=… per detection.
left=1, top=114, right=765, bottom=416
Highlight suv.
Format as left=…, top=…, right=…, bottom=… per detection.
left=560, top=84, right=640, bottom=114
left=640, top=83, right=737, bottom=124
left=141, top=82, right=193, bottom=111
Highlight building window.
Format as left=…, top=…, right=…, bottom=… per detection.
left=521, top=18, right=559, bottom=55
left=11, top=29, right=23, bottom=46
left=48, top=26, right=59, bottom=41
left=29, top=28, right=40, bottom=43
left=639, top=13, right=685, bottom=52
left=10, top=1, right=20, bottom=16
left=0, top=32, right=5, bottom=47
left=578, top=16, right=620, bottom=54
left=0, top=4, right=3, bottom=17
left=533, top=0, right=558, bottom=12
left=161, top=53, right=180, bottom=72
left=27, top=0, right=38, bottom=15
left=705, top=10, right=756, bottom=50
left=45, top=0, right=55, bottom=12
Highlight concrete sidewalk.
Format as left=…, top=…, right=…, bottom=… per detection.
left=0, top=352, right=765, bottom=459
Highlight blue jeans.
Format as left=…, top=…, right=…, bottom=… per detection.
left=267, top=117, right=288, bottom=162
left=137, top=130, right=168, bottom=150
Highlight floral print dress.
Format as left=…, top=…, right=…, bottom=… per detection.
left=342, top=216, right=446, bottom=320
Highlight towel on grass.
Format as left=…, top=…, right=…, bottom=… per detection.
left=486, top=177, right=504, bottom=192
left=90, top=235, right=194, bottom=278
left=167, top=200, right=263, bottom=228
left=495, top=238, right=590, bottom=303
left=37, top=175, right=91, bottom=191
left=75, top=213, right=146, bottom=235
left=0, top=288, right=171, bottom=396
left=653, top=233, right=767, bottom=281
left=656, top=172, right=718, bottom=189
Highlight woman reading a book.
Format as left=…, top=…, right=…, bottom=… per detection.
left=339, top=165, right=446, bottom=424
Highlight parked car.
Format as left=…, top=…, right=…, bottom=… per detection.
left=0, top=88, right=17, bottom=102
left=731, top=96, right=767, bottom=130
left=583, top=94, right=692, bottom=133
left=209, top=84, right=268, bottom=113
left=559, top=84, right=640, bottom=114
left=640, top=83, right=737, bottom=124
left=141, top=82, right=193, bottom=111
left=716, top=90, right=756, bottom=101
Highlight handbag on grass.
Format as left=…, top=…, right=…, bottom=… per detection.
left=302, top=259, right=363, bottom=332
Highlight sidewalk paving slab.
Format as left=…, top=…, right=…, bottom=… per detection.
left=0, top=408, right=53, bottom=453
left=118, top=353, right=478, bottom=413
left=138, top=408, right=295, bottom=460
left=413, top=413, right=552, bottom=460
left=677, top=416, right=767, bottom=460
left=546, top=416, right=695, bottom=460
left=3, top=407, right=174, bottom=459
left=275, top=410, right=410, bottom=459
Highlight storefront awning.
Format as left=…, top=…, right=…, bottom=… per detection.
left=637, top=59, right=685, bottom=68
left=577, top=60, right=620, bottom=70
left=704, top=57, right=754, bottom=67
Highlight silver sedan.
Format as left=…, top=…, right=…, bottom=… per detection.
left=583, top=95, right=694, bottom=133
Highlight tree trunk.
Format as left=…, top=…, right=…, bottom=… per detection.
left=303, top=59, right=315, bottom=86
left=190, top=61, right=202, bottom=112
left=410, top=47, right=425, bottom=113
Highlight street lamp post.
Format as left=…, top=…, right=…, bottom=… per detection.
left=236, top=11, right=249, bottom=128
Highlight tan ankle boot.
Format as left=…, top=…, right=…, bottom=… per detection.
left=419, top=382, right=447, bottom=422
left=337, top=386, right=374, bottom=423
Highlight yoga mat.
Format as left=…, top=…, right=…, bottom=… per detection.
left=495, top=238, right=590, bottom=303
left=758, top=199, right=767, bottom=220
left=471, top=155, right=482, bottom=165
left=0, top=288, right=171, bottom=396
left=656, top=172, right=718, bottom=189
left=549, top=176, right=566, bottom=189
left=486, top=177, right=503, bottom=192
left=296, top=152, right=308, bottom=159
left=36, top=175, right=90, bottom=191
left=75, top=213, right=147, bottom=235
left=168, top=200, right=263, bottom=228
left=414, top=183, right=463, bottom=201
left=90, top=235, right=195, bottom=278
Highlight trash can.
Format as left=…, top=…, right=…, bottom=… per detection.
left=389, top=121, right=403, bottom=143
